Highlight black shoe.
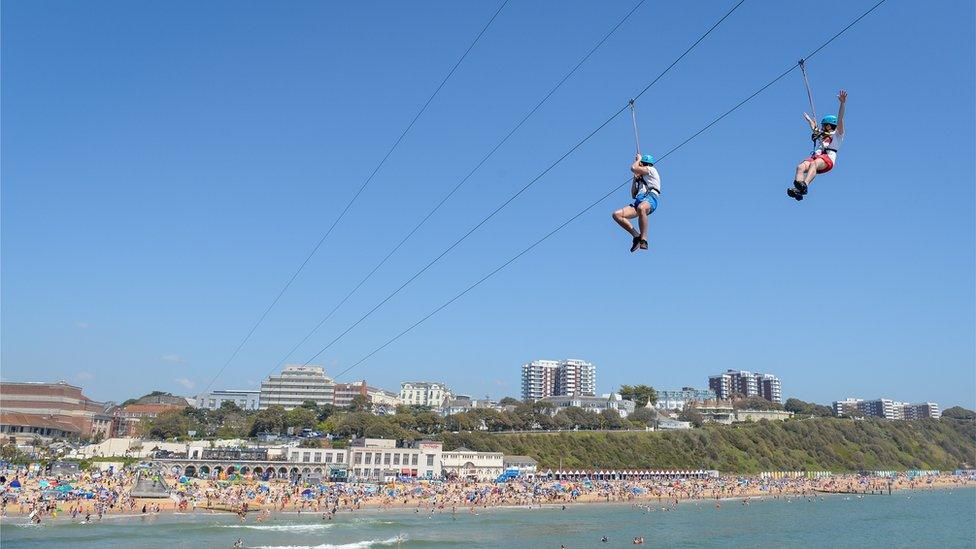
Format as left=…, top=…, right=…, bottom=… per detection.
left=630, top=236, right=641, bottom=252
left=787, top=188, right=804, bottom=201
left=793, top=181, right=808, bottom=195
left=639, top=239, right=648, bottom=250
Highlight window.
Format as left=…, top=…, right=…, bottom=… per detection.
left=354, top=453, right=362, bottom=465
left=411, top=454, right=418, bottom=466
left=314, top=452, right=321, bottom=462
left=337, top=454, right=344, bottom=463
left=373, top=468, right=381, bottom=478
left=325, top=453, right=333, bottom=463
left=303, top=452, right=311, bottom=463
left=383, top=453, right=391, bottom=465
left=426, top=454, right=434, bottom=466
left=365, top=453, right=372, bottom=465
left=393, top=454, right=400, bottom=465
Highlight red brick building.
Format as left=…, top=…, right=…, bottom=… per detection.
left=0, top=380, right=116, bottom=441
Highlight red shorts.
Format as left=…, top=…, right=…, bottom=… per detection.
left=807, top=153, right=833, bottom=174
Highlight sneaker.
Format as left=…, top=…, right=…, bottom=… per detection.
left=787, top=188, right=804, bottom=201
left=639, top=239, right=648, bottom=250
left=793, top=181, right=808, bottom=195
left=630, top=236, right=641, bottom=253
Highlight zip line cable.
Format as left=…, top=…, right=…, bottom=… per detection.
left=330, top=0, right=889, bottom=381
left=294, top=0, right=747, bottom=369
left=199, top=0, right=509, bottom=394
left=265, top=0, right=649, bottom=374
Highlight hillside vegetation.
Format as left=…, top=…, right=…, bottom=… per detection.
left=440, top=418, right=975, bottom=473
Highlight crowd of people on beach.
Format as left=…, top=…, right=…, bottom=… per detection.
left=1, top=465, right=972, bottom=527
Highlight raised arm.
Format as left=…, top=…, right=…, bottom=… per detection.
left=630, top=153, right=651, bottom=176
left=836, top=89, right=847, bottom=135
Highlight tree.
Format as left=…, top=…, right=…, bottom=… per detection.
left=142, top=410, right=189, bottom=439
left=678, top=407, right=705, bottom=428
left=249, top=405, right=286, bottom=436
left=285, top=407, right=318, bottom=432
left=498, top=397, right=521, bottom=407
left=784, top=398, right=833, bottom=417
left=347, top=394, right=371, bottom=413
left=619, top=385, right=658, bottom=407
left=414, top=411, right=443, bottom=434
left=941, top=406, right=976, bottom=421
left=598, top=409, right=624, bottom=430
left=629, top=407, right=657, bottom=426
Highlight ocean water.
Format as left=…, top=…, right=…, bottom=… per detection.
left=2, top=489, right=974, bottom=548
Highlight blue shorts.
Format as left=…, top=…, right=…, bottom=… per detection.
left=633, top=192, right=658, bottom=213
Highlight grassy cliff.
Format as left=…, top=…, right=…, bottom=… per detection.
left=440, top=418, right=975, bottom=473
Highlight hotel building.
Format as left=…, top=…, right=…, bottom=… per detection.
left=398, top=382, right=452, bottom=408
left=260, top=365, right=335, bottom=410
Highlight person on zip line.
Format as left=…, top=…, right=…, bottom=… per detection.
left=612, top=153, right=660, bottom=252
left=788, top=89, right=847, bottom=201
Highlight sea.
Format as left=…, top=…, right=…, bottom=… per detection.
left=2, top=488, right=974, bottom=548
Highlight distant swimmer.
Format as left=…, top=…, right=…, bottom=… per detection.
left=233, top=538, right=244, bottom=548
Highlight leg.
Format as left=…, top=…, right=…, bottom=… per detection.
left=794, top=160, right=810, bottom=183
left=612, top=206, right=639, bottom=237
left=637, top=201, right=650, bottom=241
left=802, top=157, right=826, bottom=185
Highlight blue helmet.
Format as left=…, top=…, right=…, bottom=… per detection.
left=821, top=114, right=838, bottom=126
left=640, top=154, right=655, bottom=165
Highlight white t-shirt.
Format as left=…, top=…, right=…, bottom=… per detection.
left=635, top=166, right=661, bottom=195
left=816, top=131, right=844, bottom=162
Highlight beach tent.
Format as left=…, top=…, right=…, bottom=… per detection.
left=55, top=484, right=73, bottom=492
left=38, top=480, right=50, bottom=489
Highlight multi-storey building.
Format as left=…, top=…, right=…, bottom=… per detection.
left=441, top=447, right=504, bottom=481
left=333, top=381, right=368, bottom=409
left=902, top=402, right=941, bottom=419
left=557, top=359, right=596, bottom=397
left=195, top=390, right=261, bottom=411
left=0, top=380, right=117, bottom=440
left=398, top=382, right=452, bottom=408
left=366, top=387, right=399, bottom=412
left=521, top=360, right=559, bottom=401
left=347, top=438, right=443, bottom=481
left=708, top=370, right=782, bottom=404
left=259, top=365, right=335, bottom=410
left=521, top=359, right=597, bottom=401
left=833, top=398, right=941, bottom=420
left=655, top=387, right=717, bottom=410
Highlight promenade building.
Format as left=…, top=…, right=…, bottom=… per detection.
left=195, top=390, right=260, bottom=411
left=441, top=447, right=504, bottom=481
left=521, top=359, right=597, bottom=401
left=260, top=365, right=335, bottom=410
left=348, top=438, right=443, bottom=481
left=398, top=382, right=452, bottom=408
left=655, top=387, right=717, bottom=410
left=708, top=370, right=782, bottom=404
left=0, top=380, right=116, bottom=440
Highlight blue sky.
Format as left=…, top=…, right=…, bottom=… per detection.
left=2, top=1, right=974, bottom=408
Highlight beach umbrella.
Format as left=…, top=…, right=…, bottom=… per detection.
left=55, top=484, right=73, bottom=492
left=179, top=476, right=189, bottom=484
left=38, top=480, right=50, bottom=489
left=9, top=480, right=21, bottom=489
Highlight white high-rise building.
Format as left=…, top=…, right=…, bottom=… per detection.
left=398, top=382, right=452, bottom=408
left=521, top=359, right=596, bottom=401
left=521, top=360, right=559, bottom=401
left=260, top=365, right=335, bottom=410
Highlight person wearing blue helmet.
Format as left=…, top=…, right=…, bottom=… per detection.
left=788, top=89, right=847, bottom=201
left=612, top=153, right=661, bottom=252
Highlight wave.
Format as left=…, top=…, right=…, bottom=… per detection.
left=218, top=523, right=335, bottom=532
left=254, top=535, right=405, bottom=549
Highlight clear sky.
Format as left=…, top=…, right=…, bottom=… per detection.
left=2, top=1, right=974, bottom=408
